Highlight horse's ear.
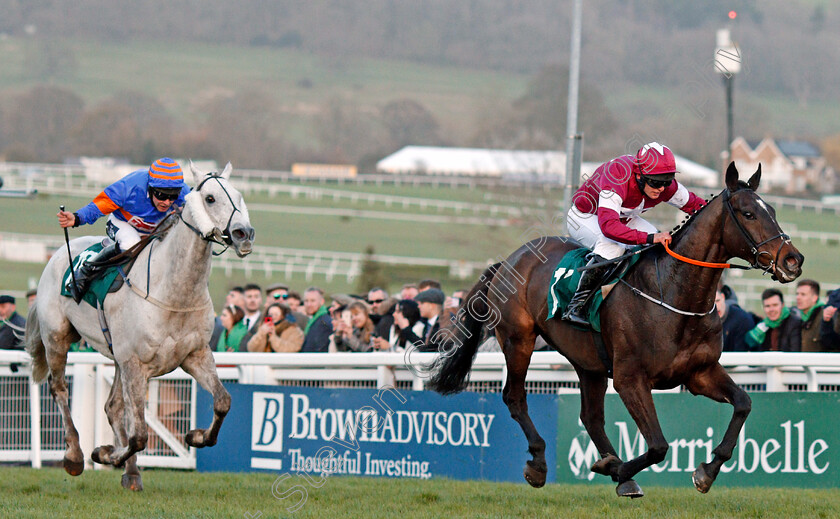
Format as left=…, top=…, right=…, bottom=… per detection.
left=747, top=164, right=761, bottom=191
left=724, top=162, right=740, bottom=191
left=220, top=162, right=233, bottom=180
left=188, top=159, right=204, bottom=185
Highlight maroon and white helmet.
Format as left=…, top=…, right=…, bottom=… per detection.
left=635, top=142, right=678, bottom=179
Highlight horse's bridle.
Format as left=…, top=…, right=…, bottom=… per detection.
left=180, top=173, right=244, bottom=255
left=721, top=188, right=790, bottom=276
left=621, top=189, right=792, bottom=317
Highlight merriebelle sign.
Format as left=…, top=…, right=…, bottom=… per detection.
left=558, top=393, right=837, bottom=488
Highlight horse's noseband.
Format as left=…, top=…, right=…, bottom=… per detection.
left=722, top=189, right=789, bottom=275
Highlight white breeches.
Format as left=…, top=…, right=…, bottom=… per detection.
left=105, top=214, right=142, bottom=250
left=566, top=207, right=657, bottom=260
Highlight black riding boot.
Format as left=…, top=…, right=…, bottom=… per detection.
left=69, top=243, right=120, bottom=304
left=561, top=254, right=612, bottom=328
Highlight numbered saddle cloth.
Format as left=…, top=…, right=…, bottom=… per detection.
left=546, top=247, right=640, bottom=332
left=60, top=242, right=122, bottom=308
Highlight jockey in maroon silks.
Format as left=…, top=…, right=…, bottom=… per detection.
left=561, top=142, right=706, bottom=327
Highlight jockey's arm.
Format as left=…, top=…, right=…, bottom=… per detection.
left=596, top=190, right=650, bottom=245
left=72, top=179, right=131, bottom=227
left=665, top=182, right=706, bottom=214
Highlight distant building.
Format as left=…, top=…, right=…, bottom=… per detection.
left=730, top=137, right=836, bottom=194
left=376, top=146, right=565, bottom=182
left=377, top=145, right=718, bottom=187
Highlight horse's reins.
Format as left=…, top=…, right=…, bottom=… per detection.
left=661, top=189, right=790, bottom=274
left=622, top=188, right=791, bottom=317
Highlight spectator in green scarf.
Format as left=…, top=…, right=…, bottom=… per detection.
left=746, top=288, right=801, bottom=352
left=793, top=279, right=827, bottom=352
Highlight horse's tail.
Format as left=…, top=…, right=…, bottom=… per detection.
left=25, top=305, right=49, bottom=383
left=427, top=262, right=501, bottom=395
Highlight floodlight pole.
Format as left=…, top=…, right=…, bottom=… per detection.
left=562, top=0, right=583, bottom=220
left=715, top=28, right=741, bottom=187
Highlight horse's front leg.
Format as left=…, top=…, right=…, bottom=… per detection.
left=612, top=372, right=669, bottom=498
left=180, top=346, right=230, bottom=448
left=93, top=357, right=149, bottom=468
left=685, top=362, right=751, bottom=493
left=91, top=365, right=143, bottom=490
left=574, top=368, right=627, bottom=484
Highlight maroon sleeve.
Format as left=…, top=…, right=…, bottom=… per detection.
left=596, top=207, right=649, bottom=245
left=680, top=190, right=706, bottom=214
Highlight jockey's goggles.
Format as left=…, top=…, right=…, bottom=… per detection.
left=642, top=176, right=672, bottom=189
left=150, top=188, right=180, bottom=201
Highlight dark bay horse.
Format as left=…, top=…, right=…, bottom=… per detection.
left=426, top=163, right=803, bottom=497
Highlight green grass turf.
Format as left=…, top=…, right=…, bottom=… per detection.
left=1, top=467, right=838, bottom=519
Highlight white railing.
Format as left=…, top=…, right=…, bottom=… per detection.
left=2, top=350, right=840, bottom=470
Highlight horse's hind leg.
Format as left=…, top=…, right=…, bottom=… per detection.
left=180, top=347, right=230, bottom=448
left=499, top=330, right=546, bottom=488
left=685, top=362, right=751, bottom=493
left=92, top=365, right=143, bottom=491
left=44, top=334, right=84, bottom=476
left=575, top=368, right=625, bottom=483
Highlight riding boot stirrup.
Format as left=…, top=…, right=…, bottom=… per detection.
left=69, top=243, right=120, bottom=304
left=561, top=254, right=612, bottom=328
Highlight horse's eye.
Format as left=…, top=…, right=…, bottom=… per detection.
left=205, top=195, right=215, bottom=204
left=742, top=211, right=755, bottom=220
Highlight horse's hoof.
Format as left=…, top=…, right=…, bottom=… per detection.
left=186, top=428, right=215, bottom=448
left=693, top=463, right=714, bottom=494
left=91, top=445, right=114, bottom=465
left=121, top=473, right=144, bottom=492
left=523, top=461, right=547, bottom=488
left=616, top=479, right=644, bottom=498
left=63, top=456, right=85, bottom=476
left=185, top=429, right=206, bottom=448
left=591, top=454, right=620, bottom=477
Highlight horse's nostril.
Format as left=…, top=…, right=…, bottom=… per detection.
left=233, top=229, right=246, bottom=241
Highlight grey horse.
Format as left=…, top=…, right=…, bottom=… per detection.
left=25, top=161, right=254, bottom=490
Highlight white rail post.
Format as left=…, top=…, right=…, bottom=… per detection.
left=71, top=362, right=97, bottom=469
left=29, top=373, right=41, bottom=469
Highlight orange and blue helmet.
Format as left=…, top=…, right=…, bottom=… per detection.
left=147, top=158, right=185, bottom=191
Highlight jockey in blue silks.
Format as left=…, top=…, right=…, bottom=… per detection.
left=57, top=157, right=190, bottom=303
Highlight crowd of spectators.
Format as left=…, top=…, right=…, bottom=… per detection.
left=204, top=280, right=465, bottom=354
left=717, top=279, right=840, bottom=353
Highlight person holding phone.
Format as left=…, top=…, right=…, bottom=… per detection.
left=332, top=302, right=376, bottom=352
left=246, top=303, right=303, bottom=353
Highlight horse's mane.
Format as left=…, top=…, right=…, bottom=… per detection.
left=669, top=180, right=755, bottom=241
left=148, top=210, right=181, bottom=241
